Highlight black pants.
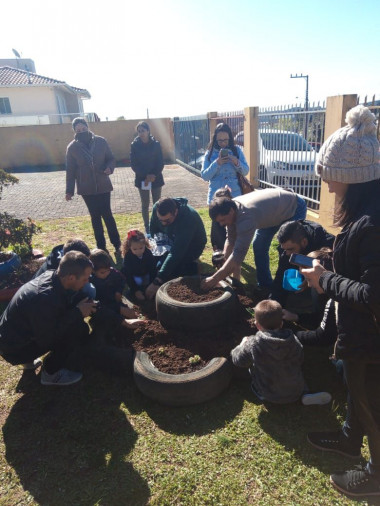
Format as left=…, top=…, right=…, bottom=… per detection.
left=343, top=360, right=380, bottom=473
left=2, top=320, right=90, bottom=374
left=211, top=220, right=226, bottom=251
left=82, top=192, right=121, bottom=250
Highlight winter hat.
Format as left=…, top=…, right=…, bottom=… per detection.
left=316, top=105, right=380, bottom=183
left=72, top=117, right=88, bottom=130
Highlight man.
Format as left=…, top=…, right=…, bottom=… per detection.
left=66, top=117, right=121, bottom=258
left=270, top=220, right=335, bottom=324
left=0, top=251, right=97, bottom=386
left=202, top=188, right=306, bottom=290
left=145, top=197, right=207, bottom=299
left=32, top=238, right=91, bottom=279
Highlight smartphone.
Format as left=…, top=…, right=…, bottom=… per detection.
left=220, top=148, right=229, bottom=158
left=289, top=253, right=314, bottom=268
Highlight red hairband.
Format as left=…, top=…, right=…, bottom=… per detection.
left=127, top=230, right=139, bottom=240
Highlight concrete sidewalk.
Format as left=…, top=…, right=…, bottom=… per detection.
left=0, top=164, right=209, bottom=220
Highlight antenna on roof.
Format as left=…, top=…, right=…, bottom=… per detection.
left=12, top=48, right=21, bottom=58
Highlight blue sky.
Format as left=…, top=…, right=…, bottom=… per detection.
left=2, top=0, right=379, bottom=120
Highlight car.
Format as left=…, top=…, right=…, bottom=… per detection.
left=234, top=130, right=318, bottom=190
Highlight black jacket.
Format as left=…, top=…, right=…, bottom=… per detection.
left=130, top=136, right=164, bottom=189
left=271, top=220, right=335, bottom=306
left=320, top=199, right=380, bottom=360
left=121, top=249, right=157, bottom=295
left=0, top=270, right=83, bottom=356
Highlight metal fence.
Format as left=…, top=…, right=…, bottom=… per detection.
left=173, top=115, right=209, bottom=170
left=257, top=103, right=326, bottom=211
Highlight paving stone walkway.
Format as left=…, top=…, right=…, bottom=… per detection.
left=0, top=165, right=209, bottom=220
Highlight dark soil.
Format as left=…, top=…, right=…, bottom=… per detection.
left=0, top=257, right=43, bottom=290
left=114, top=292, right=259, bottom=375
left=167, top=277, right=225, bottom=303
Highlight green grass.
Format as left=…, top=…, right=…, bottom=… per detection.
left=0, top=210, right=376, bottom=505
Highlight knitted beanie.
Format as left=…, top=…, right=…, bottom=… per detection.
left=316, top=105, right=380, bottom=183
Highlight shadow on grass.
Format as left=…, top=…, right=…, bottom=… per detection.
left=128, top=378, right=254, bottom=437
left=3, top=369, right=150, bottom=506
left=255, top=346, right=380, bottom=505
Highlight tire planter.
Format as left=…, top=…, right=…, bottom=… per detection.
left=156, top=277, right=237, bottom=331
left=0, top=252, right=21, bottom=279
left=0, top=286, right=20, bottom=303
left=134, top=351, right=233, bottom=406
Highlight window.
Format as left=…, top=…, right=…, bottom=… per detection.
left=0, top=97, right=12, bottom=114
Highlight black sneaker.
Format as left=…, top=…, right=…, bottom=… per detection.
left=307, top=431, right=361, bottom=458
left=330, top=466, right=380, bottom=497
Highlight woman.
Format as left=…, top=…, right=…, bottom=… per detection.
left=66, top=117, right=121, bottom=256
left=130, top=121, right=164, bottom=235
left=201, top=122, right=249, bottom=250
left=302, top=105, right=380, bottom=498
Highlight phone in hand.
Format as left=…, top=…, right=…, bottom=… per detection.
left=220, top=148, right=229, bottom=158
left=289, top=253, right=314, bottom=268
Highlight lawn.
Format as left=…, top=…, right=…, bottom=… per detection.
left=0, top=210, right=375, bottom=505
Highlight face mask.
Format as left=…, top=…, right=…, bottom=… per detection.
left=76, top=131, right=92, bottom=144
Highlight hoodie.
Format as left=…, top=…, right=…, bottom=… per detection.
left=149, top=197, right=207, bottom=281
left=231, top=328, right=306, bottom=404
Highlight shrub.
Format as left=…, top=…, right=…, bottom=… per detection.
left=0, top=169, right=41, bottom=257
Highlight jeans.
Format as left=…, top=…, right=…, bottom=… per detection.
left=138, top=186, right=162, bottom=234
left=82, top=192, right=121, bottom=250
left=253, top=195, right=307, bottom=288
left=342, top=360, right=380, bottom=471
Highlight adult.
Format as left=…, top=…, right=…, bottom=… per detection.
left=201, top=122, right=249, bottom=250
left=302, top=105, right=380, bottom=497
left=145, top=197, right=207, bottom=299
left=130, top=121, right=164, bottom=235
left=32, top=238, right=91, bottom=279
left=66, top=117, right=121, bottom=257
left=270, top=220, right=335, bottom=327
left=0, top=251, right=96, bottom=386
left=202, top=188, right=306, bottom=290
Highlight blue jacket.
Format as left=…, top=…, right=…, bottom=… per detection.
left=201, top=145, right=249, bottom=204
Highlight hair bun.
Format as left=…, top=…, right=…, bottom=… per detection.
left=345, top=105, right=377, bottom=136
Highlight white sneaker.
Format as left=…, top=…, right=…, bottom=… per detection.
left=302, top=391, right=332, bottom=406
left=22, top=358, right=43, bottom=370
left=41, top=368, right=83, bottom=386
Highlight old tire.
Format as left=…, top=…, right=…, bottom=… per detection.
left=156, top=276, right=237, bottom=331
left=0, top=252, right=21, bottom=279
left=133, top=351, right=233, bottom=406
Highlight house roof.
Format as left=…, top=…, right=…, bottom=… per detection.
left=0, top=66, right=91, bottom=99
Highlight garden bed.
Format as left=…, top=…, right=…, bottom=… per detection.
left=0, top=255, right=42, bottom=291
left=115, top=292, right=258, bottom=375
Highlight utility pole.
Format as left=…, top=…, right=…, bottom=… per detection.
left=290, top=73, right=309, bottom=138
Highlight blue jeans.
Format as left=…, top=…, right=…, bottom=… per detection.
left=253, top=195, right=307, bottom=288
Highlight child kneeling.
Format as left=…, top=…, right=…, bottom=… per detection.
left=231, top=300, right=331, bottom=405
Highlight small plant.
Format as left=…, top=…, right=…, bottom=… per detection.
left=246, top=307, right=255, bottom=318
left=0, top=213, right=41, bottom=257
left=189, top=355, right=201, bottom=365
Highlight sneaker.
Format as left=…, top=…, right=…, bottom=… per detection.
left=330, top=466, right=380, bottom=497
left=41, top=368, right=83, bottom=386
left=302, top=391, right=332, bottom=406
left=22, top=358, right=43, bottom=370
left=307, top=430, right=361, bottom=458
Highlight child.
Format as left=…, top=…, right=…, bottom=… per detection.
left=231, top=299, right=331, bottom=405
left=121, top=229, right=157, bottom=301
left=89, top=248, right=137, bottom=320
